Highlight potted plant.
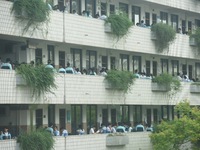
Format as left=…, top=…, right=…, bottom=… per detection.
left=104, top=13, right=132, bottom=40
left=16, top=64, right=57, bottom=99
left=17, top=128, right=54, bottom=150
left=190, top=27, right=200, bottom=50
left=152, top=73, right=181, bottom=92
left=106, top=132, right=129, bottom=147
left=190, top=82, right=200, bottom=93
left=11, top=0, right=50, bottom=34
left=105, top=70, right=135, bottom=93
left=151, top=23, right=176, bottom=52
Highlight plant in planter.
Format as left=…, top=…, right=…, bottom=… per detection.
left=105, top=13, right=132, bottom=40
left=11, top=0, right=50, bottom=35
left=106, top=132, right=129, bottom=146
left=151, top=23, right=176, bottom=52
left=190, top=27, right=200, bottom=52
left=152, top=73, right=181, bottom=92
left=190, top=82, right=200, bottom=93
left=16, top=64, right=57, bottom=99
left=105, top=70, right=135, bottom=93
left=17, top=128, right=54, bottom=150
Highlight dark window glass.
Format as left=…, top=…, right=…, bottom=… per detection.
left=120, top=54, right=129, bottom=71
left=47, top=45, right=55, bottom=64
left=59, top=51, right=65, bottom=68
left=132, top=6, right=140, bottom=25
left=101, top=2, right=107, bottom=15
left=35, top=48, right=42, bottom=65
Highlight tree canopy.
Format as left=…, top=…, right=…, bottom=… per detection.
left=150, top=101, right=200, bottom=150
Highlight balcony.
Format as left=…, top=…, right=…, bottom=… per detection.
left=0, top=1, right=199, bottom=60
left=0, top=70, right=199, bottom=106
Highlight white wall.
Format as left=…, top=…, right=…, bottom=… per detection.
left=0, top=132, right=153, bottom=150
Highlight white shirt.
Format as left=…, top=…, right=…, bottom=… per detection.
left=89, top=128, right=95, bottom=134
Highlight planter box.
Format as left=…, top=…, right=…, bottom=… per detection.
left=106, top=135, right=129, bottom=146
left=189, top=38, right=196, bottom=46
left=151, top=32, right=157, bottom=40
left=104, top=23, right=112, bottom=33
left=151, top=83, right=170, bottom=92
left=16, top=74, right=27, bottom=86
left=190, top=84, right=200, bottom=93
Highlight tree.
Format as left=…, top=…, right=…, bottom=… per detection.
left=150, top=101, right=200, bottom=150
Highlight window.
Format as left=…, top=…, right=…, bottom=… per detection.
left=102, top=109, right=108, bottom=125
left=195, top=63, right=200, bottom=79
left=110, top=4, right=115, bottom=15
left=59, top=51, right=65, bottom=68
left=182, top=20, right=186, bottom=34
left=36, top=109, right=43, bottom=129
left=153, top=109, right=158, bottom=123
left=59, top=109, right=66, bottom=130
left=132, top=6, right=141, bottom=25
left=145, top=12, right=150, bottom=26
left=120, top=105, right=129, bottom=124
left=188, top=65, right=193, bottom=80
left=86, top=50, right=97, bottom=71
left=161, top=106, right=169, bottom=120
left=58, top=0, right=65, bottom=11
left=120, top=54, right=129, bottom=71
left=133, top=56, right=141, bottom=73
left=71, top=48, right=82, bottom=71
left=133, top=105, right=142, bottom=125
left=85, top=0, right=96, bottom=17
left=47, top=45, right=55, bottom=64
left=101, top=56, right=108, bottom=68
left=146, top=60, right=151, bottom=76
left=153, top=61, right=157, bottom=76
left=35, top=48, right=42, bottom=65
left=152, top=13, right=157, bottom=25
left=119, top=3, right=128, bottom=16
left=110, top=57, right=116, bottom=70
left=182, top=64, right=187, bottom=75
left=71, top=105, right=82, bottom=135
left=0, top=107, right=6, bottom=116
left=111, top=109, right=116, bottom=125
left=87, top=105, right=97, bottom=133
left=171, top=60, right=179, bottom=76
left=161, top=59, right=168, bottom=73
left=188, top=21, right=192, bottom=33
left=101, top=2, right=107, bottom=15
left=70, top=0, right=81, bottom=15
left=195, top=19, right=200, bottom=28
left=160, top=11, right=168, bottom=24
left=171, top=14, right=178, bottom=32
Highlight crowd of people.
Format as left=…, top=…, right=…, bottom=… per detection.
left=44, top=121, right=152, bottom=137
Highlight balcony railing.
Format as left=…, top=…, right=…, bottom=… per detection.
left=0, top=69, right=199, bottom=106
left=0, top=1, right=199, bottom=60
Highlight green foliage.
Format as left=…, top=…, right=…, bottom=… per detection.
left=11, top=0, right=50, bottom=34
left=151, top=23, right=176, bottom=52
left=190, top=27, right=200, bottom=52
left=105, top=70, right=135, bottom=93
left=105, top=13, right=132, bottom=40
left=150, top=101, right=200, bottom=150
left=17, top=129, right=54, bottom=150
left=16, top=64, right=57, bottom=99
left=152, top=73, right=181, bottom=91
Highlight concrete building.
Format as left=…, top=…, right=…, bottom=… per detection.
left=0, top=0, right=200, bottom=137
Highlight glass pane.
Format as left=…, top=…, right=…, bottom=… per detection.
left=71, top=0, right=80, bottom=14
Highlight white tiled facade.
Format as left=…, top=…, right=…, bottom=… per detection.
left=0, top=0, right=200, bottom=149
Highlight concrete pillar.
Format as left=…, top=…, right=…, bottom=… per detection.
left=129, top=106, right=134, bottom=126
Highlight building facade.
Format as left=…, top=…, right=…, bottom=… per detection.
left=0, top=0, right=200, bottom=136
